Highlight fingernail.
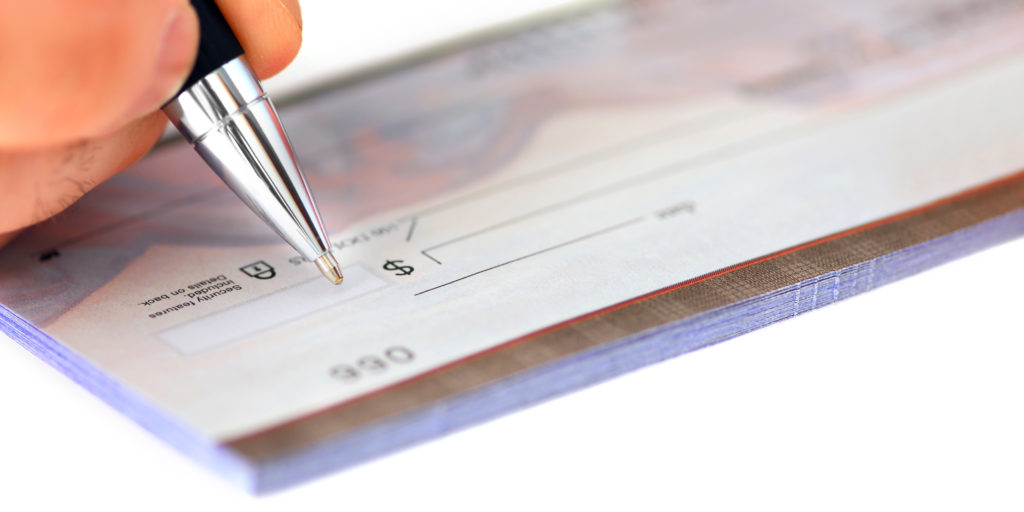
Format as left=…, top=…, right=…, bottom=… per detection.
left=279, top=0, right=303, bottom=30
left=126, top=5, right=198, bottom=120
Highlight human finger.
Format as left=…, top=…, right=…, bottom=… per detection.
left=0, top=0, right=304, bottom=247
left=214, top=0, right=303, bottom=79
left=0, top=112, right=168, bottom=238
left=0, top=0, right=200, bottom=149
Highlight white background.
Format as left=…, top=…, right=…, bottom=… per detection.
left=3, top=1, right=1023, bottom=509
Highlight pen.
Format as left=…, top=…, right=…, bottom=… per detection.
left=161, top=0, right=343, bottom=284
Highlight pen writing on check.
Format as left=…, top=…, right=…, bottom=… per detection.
left=0, top=1, right=339, bottom=277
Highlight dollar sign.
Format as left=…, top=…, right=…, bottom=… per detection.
left=383, top=259, right=414, bottom=276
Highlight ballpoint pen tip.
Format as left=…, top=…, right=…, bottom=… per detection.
left=314, top=252, right=344, bottom=285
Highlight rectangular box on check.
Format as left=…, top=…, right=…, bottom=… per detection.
left=158, top=265, right=387, bottom=356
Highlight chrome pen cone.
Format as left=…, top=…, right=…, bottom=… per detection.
left=164, top=56, right=341, bottom=285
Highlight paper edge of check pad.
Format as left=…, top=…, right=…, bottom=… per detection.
left=213, top=168, right=1024, bottom=493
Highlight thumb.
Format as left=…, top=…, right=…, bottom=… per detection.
left=0, top=0, right=199, bottom=149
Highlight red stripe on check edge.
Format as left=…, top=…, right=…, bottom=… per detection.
left=228, top=168, right=1024, bottom=446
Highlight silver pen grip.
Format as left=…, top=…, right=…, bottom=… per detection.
left=163, top=57, right=342, bottom=283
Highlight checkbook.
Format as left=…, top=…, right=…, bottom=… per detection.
left=4, top=0, right=1024, bottom=493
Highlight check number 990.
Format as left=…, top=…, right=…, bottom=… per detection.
left=328, top=346, right=416, bottom=383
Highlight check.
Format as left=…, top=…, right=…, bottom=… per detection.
left=3, top=0, right=1024, bottom=492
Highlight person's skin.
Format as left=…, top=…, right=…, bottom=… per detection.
left=0, top=0, right=302, bottom=249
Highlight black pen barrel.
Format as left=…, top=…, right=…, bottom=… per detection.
left=178, top=0, right=245, bottom=94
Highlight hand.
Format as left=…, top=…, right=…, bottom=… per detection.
left=0, top=0, right=302, bottom=248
